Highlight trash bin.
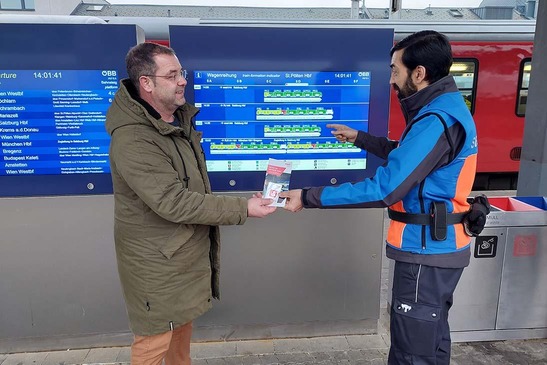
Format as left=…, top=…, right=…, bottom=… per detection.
left=450, top=196, right=547, bottom=341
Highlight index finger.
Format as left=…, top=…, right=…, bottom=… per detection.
left=326, top=124, right=345, bottom=130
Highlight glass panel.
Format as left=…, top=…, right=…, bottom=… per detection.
left=24, top=0, right=34, bottom=9
left=521, top=61, right=531, bottom=89
left=516, top=61, right=531, bottom=116
left=450, top=61, right=476, bottom=113
left=451, top=62, right=475, bottom=90
left=460, top=90, right=473, bottom=111
left=0, top=0, right=23, bottom=10
left=518, top=90, right=528, bottom=116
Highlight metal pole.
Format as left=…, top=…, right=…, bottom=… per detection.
left=351, top=0, right=360, bottom=19
left=390, top=0, right=402, bottom=20
left=517, top=0, right=547, bottom=196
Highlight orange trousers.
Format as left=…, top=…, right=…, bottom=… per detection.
left=131, top=321, right=193, bottom=365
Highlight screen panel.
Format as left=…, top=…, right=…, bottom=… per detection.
left=0, top=23, right=140, bottom=197
left=170, top=25, right=394, bottom=191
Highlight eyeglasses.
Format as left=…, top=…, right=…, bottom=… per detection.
left=143, top=69, right=188, bottom=82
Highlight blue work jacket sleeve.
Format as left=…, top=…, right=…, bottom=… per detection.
left=304, top=115, right=453, bottom=209
left=354, top=130, right=398, bottom=160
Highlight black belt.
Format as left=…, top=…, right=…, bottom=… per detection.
left=388, top=208, right=467, bottom=225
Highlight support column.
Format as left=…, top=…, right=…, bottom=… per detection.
left=517, top=0, right=547, bottom=196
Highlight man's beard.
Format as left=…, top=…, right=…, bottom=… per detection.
left=394, top=76, right=418, bottom=100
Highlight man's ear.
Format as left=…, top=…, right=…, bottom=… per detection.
left=413, top=65, right=427, bottom=85
left=139, top=76, right=153, bottom=93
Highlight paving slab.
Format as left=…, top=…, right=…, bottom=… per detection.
left=115, top=347, right=130, bottom=363
left=346, top=335, right=388, bottom=350
left=238, top=355, right=263, bottom=365
left=272, top=338, right=314, bottom=354
left=273, top=352, right=315, bottom=364
left=193, top=342, right=238, bottom=359
left=236, top=340, right=274, bottom=356
left=205, top=358, right=227, bottom=365
left=42, top=349, right=89, bottom=365
left=257, top=353, right=280, bottom=365
left=307, top=336, right=349, bottom=353
left=1, top=352, right=48, bottom=365
left=82, top=347, right=121, bottom=363
left=309, top=351, right=333, bottom=362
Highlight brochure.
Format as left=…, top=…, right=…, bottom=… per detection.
left=262, top=158, right=292, bottom=207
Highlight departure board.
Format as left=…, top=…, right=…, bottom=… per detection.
left=0, top=70, right=117, bottom=176
left=0, top=23, right=139, bottom=197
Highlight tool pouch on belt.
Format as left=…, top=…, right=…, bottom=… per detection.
left=430, top=201, right=448, bottom=241
left=463, top=194, right=491, bottom=237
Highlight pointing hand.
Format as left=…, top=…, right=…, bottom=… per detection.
left=327, top=124, right=358, bottom=143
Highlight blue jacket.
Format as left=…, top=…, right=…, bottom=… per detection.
left=303, top=76, right=477, bottom=268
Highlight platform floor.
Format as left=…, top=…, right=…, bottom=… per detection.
left=3, top=191, right=545, bottom=364
left=1, top=323, right=546, bottom=365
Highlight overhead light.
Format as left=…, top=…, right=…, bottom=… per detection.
left=450, top=64, right=469, bottom=72
left=524, top=64, right=532, bottom=72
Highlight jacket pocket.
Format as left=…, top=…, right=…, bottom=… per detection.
left=158, top=224, right=195, bottom=260
left=391, top=298, right=441, bottom=357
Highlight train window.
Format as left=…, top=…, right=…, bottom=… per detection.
left=0, top=0, right=34, bottom=10
left=450, top=59, right=477, bottom=114
left=516, top=59, right=532, bottom=117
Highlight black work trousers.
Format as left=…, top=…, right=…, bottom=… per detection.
left=388, top=261, right=464, bottom=365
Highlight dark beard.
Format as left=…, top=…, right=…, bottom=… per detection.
left=394, top=77, right=418, bottom=100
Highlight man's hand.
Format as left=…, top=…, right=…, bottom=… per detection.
left=327, top=124, right=358, bottom=143
left=279, top=189, right=303, bottom=212
left=247, top=196, right=276, bottom=217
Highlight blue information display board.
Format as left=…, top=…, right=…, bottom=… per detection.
left=194, top=70, right=370, bottom=173
left=170, top=25, right=394, bottom=191
left=0, top=23, right=138, bottom=197
left=0, top=70, right=117, bottom=176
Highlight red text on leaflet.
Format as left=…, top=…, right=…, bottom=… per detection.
left=267, top=165, right=286, bottom=176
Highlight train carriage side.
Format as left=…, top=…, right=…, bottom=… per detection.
left=387, top=24, right=534, bottom=190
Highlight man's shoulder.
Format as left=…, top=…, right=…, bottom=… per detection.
left=419, top=96, right=470, bottom=125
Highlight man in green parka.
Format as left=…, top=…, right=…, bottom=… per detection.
left=105, top=42, right=276, bottom=365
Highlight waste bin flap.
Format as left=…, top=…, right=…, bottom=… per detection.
left=488, top=197, right=542, bottom=211
left=513, top=196, right=547, bottom=210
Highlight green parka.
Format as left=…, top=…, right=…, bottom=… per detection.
left=105, top=79, right=248, bottom=336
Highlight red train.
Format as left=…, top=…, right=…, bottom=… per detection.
left=106, top=18, right=536, bottom=190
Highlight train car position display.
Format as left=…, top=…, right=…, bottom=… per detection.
left=169, top=25, right=394, bottom=190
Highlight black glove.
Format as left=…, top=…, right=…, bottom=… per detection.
left=463, top=194, right=491, bottom=237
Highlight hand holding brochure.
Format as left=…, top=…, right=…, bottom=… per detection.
left=262, top=158, right=292, bottom=207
